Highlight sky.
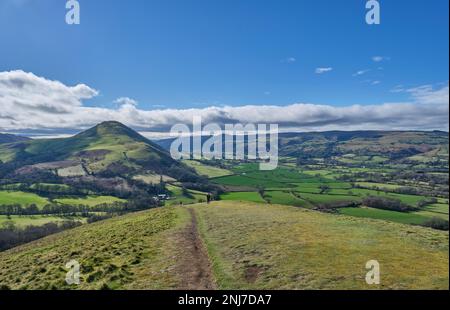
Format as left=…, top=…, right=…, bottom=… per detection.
left=0, top=0, right=448, bottom=137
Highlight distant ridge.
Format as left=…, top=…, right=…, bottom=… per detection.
left=0, top=133, right=30, bottom=144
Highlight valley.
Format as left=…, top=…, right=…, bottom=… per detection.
left=0, top=123, right=448, bottom=289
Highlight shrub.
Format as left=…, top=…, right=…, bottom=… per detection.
left=362, top=196, right=417, bottom=212
left=422, top=218, right=449, bottom=231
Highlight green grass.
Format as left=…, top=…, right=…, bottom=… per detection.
left=0, top=215, right=84, bottom=228
left=220, top=192, right=266, bottom=203
left=195, top=201, right=448, bottom=289
left=0, top=191, right=49, bottom=208
left=339, top=207, right=430, bottom=225
left=213, top=174, right=290, bottom=188
left=355, top=182, right=403, bottom=190
left=166, top=184, right=207, bottom=206
left=1, top=201, right=448, bottom=290
left=133, top=174, right=175, bottom=184
left=0, top=206, right=192, bottom=290
left=424, top=203, right=449, bottom=215
left=213, top=167, right=319, bottom=189
left=298, top=193, right=361, bottom=205
left=263, top=191, right=313, bottom=208
left=54, top=196, right=125, bottom=207
left=183, top=160, right=232, bottom=178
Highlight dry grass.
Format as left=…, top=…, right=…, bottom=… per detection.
left=194, top=201, right=448, bottom=290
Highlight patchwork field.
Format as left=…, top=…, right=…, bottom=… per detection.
left=211, top=163, right=449, bottom=227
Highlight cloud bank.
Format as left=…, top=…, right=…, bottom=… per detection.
left=0, top=70, right=448, bottom=137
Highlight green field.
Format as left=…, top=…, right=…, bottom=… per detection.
left=54, top=196, right=125, bottom=207
left=133, top=174, right=175, bottom=184
left=0, top=191, right=49, bottom=208
left=0, top=215, right=83, bottom=228
left=166, top=184, right=207, bottom=206
left=264, top=191, right=312, bottom=208
left=424, top=203, right=449, bottom=215
left=298, top=192, right=360, bottom=205
left=339, top=207, right=430, bottom=225
left=355, top=182, right=403, bottom=190
left=213, top=174, right=290, bottom=188
left=183, top=160, right=232, bottom=178
left=220, top=192, right=266, bottom=203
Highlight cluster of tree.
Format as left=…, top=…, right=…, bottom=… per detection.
left=0, top=221, right=81, bottom=252
left=63, top=176, right=167, bottom=200
left=314, top=201, right=360, bottom=212
left=86, top=213, right=114, bottom=224
left=362, top=196, right=418, bottom=212
left=0, top=166, right=62, bottom=185
left=422, top=217, right=449, bottom=231
left=0, top=182, right=82, bottom=197
left=352, top=182, right=448, bottom=199
left=416, top=198, right=438, bottom=208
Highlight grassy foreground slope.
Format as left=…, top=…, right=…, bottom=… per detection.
left=195, top=202, right=448, bottom=289
left=0, top=207, right=192, bottom=290
left=0, top=202, right=448, bottom=290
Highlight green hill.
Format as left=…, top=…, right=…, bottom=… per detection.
left=0, top=202, right=447, bottom=290
left=0, top=121, right=185, bottom=179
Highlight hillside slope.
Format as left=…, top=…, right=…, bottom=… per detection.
left=0, top=202, right=447, bottom=290
left=0, top=206, right=193, bottom=290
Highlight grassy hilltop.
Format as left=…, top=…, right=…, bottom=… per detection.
left=0, top=201, right=447, bottom=290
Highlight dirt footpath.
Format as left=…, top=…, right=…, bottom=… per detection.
left=175, top=208, right=217, bottom=290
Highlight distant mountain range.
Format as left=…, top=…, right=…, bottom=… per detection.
left=155, top=130, right=449, bottom=161
left=1, top=123, right=448, bottom=177
left=0, top=133, right=30, bottom=144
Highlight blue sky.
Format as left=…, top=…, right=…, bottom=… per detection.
left=0, top=0, right=448, bottom=134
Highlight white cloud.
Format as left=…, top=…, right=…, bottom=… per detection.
left=315, top=67, right=333, bottom=74
left=0, top=70, right=98, bottom=114
left=406, top=84, right=449, bottom=105
left=372, top=56, right=390, bottom=62
left=371, top=80, right=381, bottom=85
left=390, top=85, right=405, bottom=93
left=0, top=70, right=448, bottom=134
left=114, top=97, right=138, bottom=107
left=282, top=57, right=296, bottom=63
left=353, top=69, right=370, bottom=77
